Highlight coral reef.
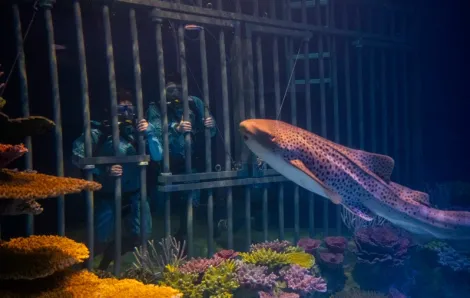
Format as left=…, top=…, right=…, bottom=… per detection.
left=0, top=112, right=55, bottom=141
left=331, top=288, right=387, bottom=298
left=296, top=237, right=321, bottom=254
left=285, top=251, right=315, bottom=269
left=215, top=249, right=239, bottom=260
left=279, top=264, right=327, bottom=294
left=250, top=239, right=293, bottom=253
left=324, top=236, right=347, bottom=254
left=0, top=143, right=28, bottom=169
left=0, top=235, right=89, bottom=280
left=179, top=257, right=224, bottom=275
left=424, top=241, right=470, bottom=272
left=353, top=225, right=413, bottom=266
left=318, top=252, right=344, bottom=270
left=235, top=262, right=278, bottom=291
left=258, top=291, right=300, bottom=298
left=239, top=248, right=290, bottom=268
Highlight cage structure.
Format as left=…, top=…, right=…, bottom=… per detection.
left=0, top=0, right=422, bottom=276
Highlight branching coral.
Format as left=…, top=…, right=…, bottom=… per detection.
left=161, top=265, right=201, bottom=298
left=200, top=260, right=239, bottom=297
left=179, top=257, right=224, bottom=275
left=250, top=239, right=293, bottom=253
left=0, top=168, right=102, bottom=200
left=279, top=265, right=327, bottom=294
left=214, top=249, right=239, bottom=260
left=239, top=248, right=290, bottom=268
left=235, top=261, right=278, bottom=290
left=285, top=251, right=315, bottom=269
left=0, top=235, right=89, bottom=280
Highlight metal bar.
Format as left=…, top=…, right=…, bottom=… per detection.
left=158, top=176, right=288, bottom=192
left=329, top=0, right=342, bottom=236
left=197, top=3, right=214, bottom=255
left=246, top=24, right=311, bottom=38
left=13, top=4, right=34, bottom=236
left=102, top=5, right=122, bottom=276
left=116, top=0, right=409, bottom=46
left=244, top=187, right=251, bottom=250
left=42, top=3, right=65, bottom=236
left=342, top=5, right=353, bottom=148
left=355, top=9, right=365, bottom=150
left=73, top=0, right=94, bottom=269
left=301, top=0, right=307, bottom=23
left=177, top=24, right=194, bottom=257
left=152, top=11, right=171, bottom=237
left=152, top=9, right=235, bottom=27
left=158, top=169, right=246, bottom=183
left=290, top=0, right=329, bottom=8
left=129, top=8, right=148, bottom=253
left=367, top=9, right=377, bottom=154
left=292, top=52, right=331, bottom=59
left=391, top=13, right=400, bottom=182
left=380, top=13, right=389, bottom=156
left=75, top=154, right=150, bottom=168
left=401, top=16, right=410, bottom=185
left=294, top=78, right=331, bottom=84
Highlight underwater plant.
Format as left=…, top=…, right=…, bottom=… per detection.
left=239, top=248, right=290, bottom=268
left=250, top=239, right=293, bottom=253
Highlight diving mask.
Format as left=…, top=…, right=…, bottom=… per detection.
left=117, top=104, right=136, bottom=125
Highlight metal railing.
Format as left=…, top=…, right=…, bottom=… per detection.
left=1, top=0, right=422, bottom=276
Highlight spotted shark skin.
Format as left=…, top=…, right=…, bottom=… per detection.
left=239, top=119, right=470, bottom=240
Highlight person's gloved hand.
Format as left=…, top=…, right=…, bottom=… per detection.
left=108, top=165, right=122, bottom=177
left=136, top=119, right=148, bottom=133
left=176, top=117, right=192, bottom=133
left=204, top=116, right=215, bottom=128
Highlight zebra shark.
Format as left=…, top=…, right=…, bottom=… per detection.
left=239, top=119, right=470, bottom=240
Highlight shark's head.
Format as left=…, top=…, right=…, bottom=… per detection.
left=239, top=119, right=279, bottom=155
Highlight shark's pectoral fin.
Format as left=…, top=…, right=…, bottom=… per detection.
left=389, top=182, right=431, bottom=207
left=341, top=199, right=375, bottom=221
left=289, top=159, right=342, bottom=205
left=350, top=150, right=395, bottom=183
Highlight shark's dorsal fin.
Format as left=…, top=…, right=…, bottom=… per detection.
left=288, top=159, right=342, bottom=205
left=341, top=199, right=375, bottom=221
left=390, top=182, right=431, bottom=207
left=345, top=149, right=395, bottom=183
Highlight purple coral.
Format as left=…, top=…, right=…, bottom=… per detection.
left=324, top=236, right=347, bottom=254
left=250, top=239, right=292, bottom=253
left=236, top=262, right=278, bottom=290
left=214, top=249, right=239, bottom=260
left=296, top=238, right=322, bottom=254
left=258, top=291, right=300, bottom=298
left=318, top=251, right=344, bottom=270
left=279, top=265, right=327, bottom=294
left=353, top=225, right=413, bottom=266
left=179, top=257, right=224, bottom=274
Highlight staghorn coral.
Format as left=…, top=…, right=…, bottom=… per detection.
left=0, top=143, right=28, bottom=169
left=353, top=225, right=413, bottom=266
left=0, top=168, right=102, bottom=200
left=239, top=248, right=290, bottom=268
left=331, top=288, right=387, bottom=298
left=0, top=235, right=89, bottom=280
left=279, top=264, right=327, bottom=294
left=235, top=261, right=278, bottom=290
left=200, top=260, right=239, bottom=297
left=0, top=112, right=55, bottom=141
left=296, top=237, right=322, bottom=254
left=285, top=251, right=315, bottom=269
left=250, top=239, right=293, bottom=253
left=179, top=257, right=224, bottom=275
left=214, top=249, right=239, bottom=260
left=324, top=236, right=347, bottom=254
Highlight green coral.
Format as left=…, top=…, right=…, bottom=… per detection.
left=239, top=248, right=289, bottom=268
left=200, top=260, right=239, bottom=297
left=284, top=246, right=304, bottom=253
left=160, top=265, right=201, bottom=298
left=285, top=251, right=315, bottom=269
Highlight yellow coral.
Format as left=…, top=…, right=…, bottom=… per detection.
left=285, top=251, right=315, bottom=269
left=0, top=235, right=89, bottom=280
left=0, top=169, right=102, bottom=200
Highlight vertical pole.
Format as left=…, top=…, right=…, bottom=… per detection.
left=73, top=0, right=94, bottom=269
left=42, top=2, right=65, bottom=236
left=152, top=10, right=171, bottom=238
left=102, top=5, right=122, bottom=276
left=401, top=16, right=411, bottom=185
left=368, top=8, right=377, bottom=153
left=342, top=5, right=353, bottom=149
left=177, top=24, right=194, bottom=257
left=391, top=12, right=400, bottom=182
left=355, top=8, right=365, bottom=150
left=129, top=9, right=148, bottom=252
left=380, top=10, right=389, bottom=155
left=13, top=4, right=34, bottom=236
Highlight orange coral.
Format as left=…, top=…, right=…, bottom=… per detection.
left=0, top=143, right=28, bottom=168
left=0, top=169, right=101, bottom=200
left=0, top=270, right=183, bottom=298
left=0, top=235, right=89, bottom=280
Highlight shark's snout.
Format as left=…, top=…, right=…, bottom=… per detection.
left=239, top=119, right=278, bottom=149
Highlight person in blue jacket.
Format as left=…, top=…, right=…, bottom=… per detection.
left=146, top=78, right=216, bottom=241
left=72, top=90, right=163, bottom=270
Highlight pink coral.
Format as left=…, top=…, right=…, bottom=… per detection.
left=324, top=236, right=347, bottom=254
left=296, top=238, right=321, bottom=254
left=318, top=252, right=344, bottom=270
left=250, top=240, right=292, bottom=253
left=178, top=257, right=224, bottom=274
left=214, top=249, right=238, bottom=260
left=279, top=265, right=327, bottom=294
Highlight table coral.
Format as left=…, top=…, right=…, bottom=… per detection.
left=0, top=235, right=89, bottom=280
left=0, top=143, right=28, bottom=169
left=0, top=112, right=55, bottom=141
left=0, top=168, right=102, bottom=199
left=324, top=236, right=347, bottom=254
left=318, top=251, right=344, bottom=270
left=296, top=237, right=322, bottom=254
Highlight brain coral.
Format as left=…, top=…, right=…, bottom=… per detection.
left=0, top=235, right=89, bottom=280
